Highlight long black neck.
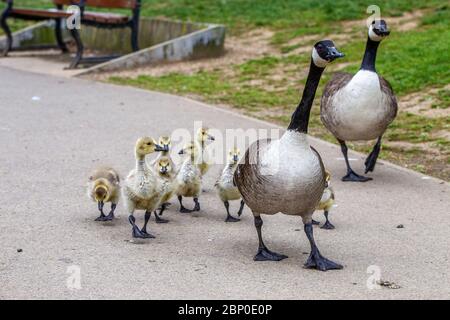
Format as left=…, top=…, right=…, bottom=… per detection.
left=287, top=61, right=324, bottom=133
left=360, top=37, right=380, bottom=72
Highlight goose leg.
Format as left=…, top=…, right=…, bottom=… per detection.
left=178, top=196, right=192, bottom=213
left=254, top=215, right=288, bottom=261
left=312, top=219, right=320, bottom=225
left=95, top=201, right=106, bottom=221
left=237, top=200, right=245, bottom=217
left=193, top=198, right=200, bottom=212
left=154, top=204, right=169, bottom=223
left=224, top=201, right=240, bottom=222
left=338, top=139, right=372, bottom=182
left=140, top=211, right=155, bottom=238
left=303, top=222, right=342, bottom=271
left=365, top=136, right=382, bottom=173
left=320, top=210, right=335, bottom=230
left=128, top=214, right=154, bottom=239
left=104, top=203, right=116, bottom=221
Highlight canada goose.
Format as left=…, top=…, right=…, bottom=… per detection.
left=321, top=20, right=397, bottom=182
left=312, top=171, right=335, bottom=230
left=196, top=127, right=215, bottom=177
left=87, top=167, right=120, bottom=221
left=153, top=156, right=176, bottom=224
left=234, top=40, right=344, bottom=271
left=176, top=141, right=202, bottom=213
left=122, top=137, right=165, bottom=238
left=215, top=147, right=245, bottom=222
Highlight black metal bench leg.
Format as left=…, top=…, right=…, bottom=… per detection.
left=54, top=18, right=68, bottom=53
left=0, top=8, right=12, bottom=57
left=68, top=28, right=83, bottom=69
left=130, top=22, right=139, bottom=52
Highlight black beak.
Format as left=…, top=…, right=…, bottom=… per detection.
left=163, top=144, right=170, bottom=152
left=208, top=135, right=215, bottom=141
left=154, top=144, right=165, bottom=152
left=326, top=47, right=344, bottom=61
left=178, top=149, right=184, bottom=155
left=233, top=155, right=239, bottom=162
left=161, top=168, right=168, bottom=174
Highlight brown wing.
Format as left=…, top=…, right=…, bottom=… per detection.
left=379, top=76, right=398, bottom=124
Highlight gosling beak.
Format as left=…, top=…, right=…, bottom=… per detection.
left=233, top=155, right=239, bottom=162
left=208, top=135, right=215, bottom=141
left=326, top=47, right=344, bottom=61
left=160, top=168, right=168, bottom=174
left=163, top=145, right=170, bottom=152
left=154, top=144, right=165, bottom=152
left=178, top=149, right=184, bottom=155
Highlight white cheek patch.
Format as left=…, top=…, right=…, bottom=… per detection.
left=368, top=26, right=383, bottom=42
left=312, top=47, right=328, bottom=68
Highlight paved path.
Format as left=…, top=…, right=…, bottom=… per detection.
left=0, top=66, right=449, bottom=299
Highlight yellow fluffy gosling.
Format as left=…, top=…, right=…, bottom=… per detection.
left=195, top=127, right=215, bottom=177
left=87, top=167, right=120, bottom=221
left=215, top=147, right=245, bottom=222
left=312, top=171, right=336, bottom=229
left=153, top=156, right=176, bottom=223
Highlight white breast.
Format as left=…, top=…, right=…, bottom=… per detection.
left=331, top=70, right=391, bottom=141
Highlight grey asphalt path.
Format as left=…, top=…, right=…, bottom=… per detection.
left=0, top=65, right=449, bottom=300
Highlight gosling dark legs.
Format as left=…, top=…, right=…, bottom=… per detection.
left=95, top=201, right=105, bottom=221
left=237, top=200, right=245, bottom=217
left=178, top=196, right=200, bottom=213
left=154, top=203, right=169, bottom=223
left=253, top=215, right=288, bottom=261
left=128, top=212, right=155, bottom=239
left=224, top=201, right=240, bottom=222
left=365, top=136, right=382, bottom=174
left=320, top=210, right=335, bottom=230
left=303, top=223, right=342, bottom=271
left=338, top=139, right=372, bottom=182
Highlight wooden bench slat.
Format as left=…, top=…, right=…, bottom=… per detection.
left=53, top=0, right=138, bottom=9
left=11, top=8, right=72, bottom=19
left=83, top=11, right=129, bottom=24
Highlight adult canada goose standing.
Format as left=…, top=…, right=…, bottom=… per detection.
left=87, top=167, right=120, bottom=221
left=122, top=137, right=166, bottom=239
left=321, top=20, right=397, bottom=182
left=234, top=40, right=344, bottom=271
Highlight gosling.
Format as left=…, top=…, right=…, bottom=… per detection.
left=176, top=141, right=202, bottom=213
left=153, top=157, right=176, bottom=223
left=87, top=167, right=120, bottom=221
left=196, top=127, right=215, bottom=177
left=312, top=171, right=336, bottom=229
left=215, top=147, right=245, bottom=222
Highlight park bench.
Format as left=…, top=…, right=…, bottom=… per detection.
left=0, top=0, right=141, bottom=68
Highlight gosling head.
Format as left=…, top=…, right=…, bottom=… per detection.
left=228, top=147, right=241, bottom=165
left=368, top=19, right=390, bottom=42
left=92, top=179, right=111, bottom=203
left=325, top=170, right=331, bottom=188
left=158, top=136, right=171, bottom=152
left=156, top=157, right=172, bottom=176
left=312, top=40, right=345, bottom=68
left=135, top=137, right=165, bottom=157
left=178, top=141, right=198, bottom=157
left=197, top=127, right=215, bottom=144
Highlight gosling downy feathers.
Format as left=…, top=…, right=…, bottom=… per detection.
left=321, top=20, right=397, bottom=182
left=215, top=147, right=245, bottom=222
left=87, top=167, right=120, bottom=221
left=122, top=137, right=166, bottom=239
left=196, top=127, right=215, bottom=177
left=312, top=171, right=336, bottom=230
left=234, top=40, right=344, bottom=271
left=153, top=156, right=177, bottom=224
left=176, top=141, right=202, bottom=213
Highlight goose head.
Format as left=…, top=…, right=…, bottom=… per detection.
left=228, top=147, right=241, bottom=165
left=158, top=136, right=171, bottom=152
left=156, top=157, right=172, bottom=176
left=178, top=141, right=199, bottom=157
left=92, top=178, right=112, bottom=202
left=368, top=19, right=390, bottom=42
left=197, top=127, right=215, bottom=144
left=135, top=137, right=165, bottom=157
left=312, top=40, right=345, bottom=68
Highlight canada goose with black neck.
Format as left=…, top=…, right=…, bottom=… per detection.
left=234, top=40, right=344, bottom=271
left=321, top=20, right=397, bottom=182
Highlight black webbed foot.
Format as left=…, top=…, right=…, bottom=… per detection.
left=321, top=221, right=335, bottom=230
left=95, top=215, right=106, bottom=221
left=225, top=215, right=240, bottom=223
left=254, top=247, right=288, bottom=261
left=304, top=251, right=343, bottom=271
left=312, top=219, right=320, bottom=225
left=342, top=170, right=372, bottom=182
left=193, top=198, right=200, bottom=212
left=154, top=211, right=169, bottom=224
left=179, top=207, right=192, bottom=213
left=133, top=227, right=155, bottom=239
